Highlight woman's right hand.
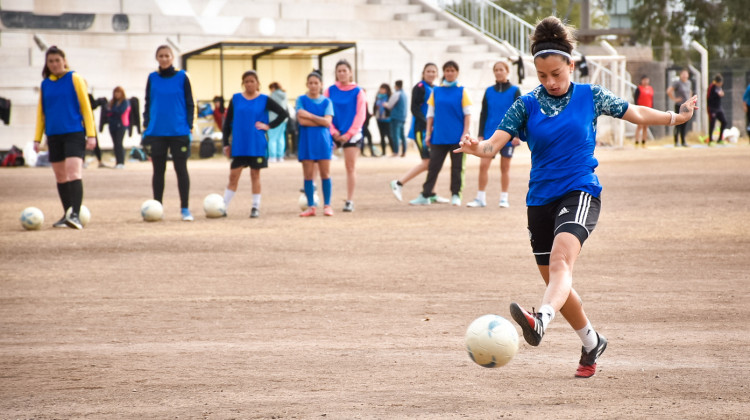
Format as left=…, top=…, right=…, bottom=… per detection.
left=223, top=145, right=230, bottom=158
left=33, top=142, right=39, bottom=153
left=454, top=134, right=480, bottom=155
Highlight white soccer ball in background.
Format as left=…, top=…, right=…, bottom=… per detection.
left=65, top=205, right=91, bottom=227
left=20, top=207, right=44, bottom=230
left=298, top=193, right=320, bottom=210
left=141, top=199, right=163, bottom=222
left=465, top=314, right=519, bottom=368
left=203, top=193, right=227, bottom=218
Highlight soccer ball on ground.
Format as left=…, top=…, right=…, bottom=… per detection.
left=298, top=193, right=320, bottom=210
left=65, top=205, right=91, bottom=227
left=20, top=207, right=44, bottom=230
left=465, top=314, right=519, bottom=368
left=203, top=193, right=227, bottom=218
left=141, top=199, right=163, bottom=222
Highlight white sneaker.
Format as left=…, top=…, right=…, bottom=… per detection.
left=451, top=194, right=461, bottom=206
left=390, top=180, right=403, bottom=201
left=115, top=163, right=124, bottom=169
left=466, top=198, right=486, bottom=208
left=431, top=195, right=450, bottom=204
left=499, top=199, right=510, bottom=208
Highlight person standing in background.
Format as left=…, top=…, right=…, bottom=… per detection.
left=33, top=46, right=96, bottom=229
left=706, top=74, right=727, bottom=145
left=267, top=82, right=289, bottom=162
left=142, top=44, right=195, bottom=221
left=743, top=82, right=750, bottom=142
left=666, top=69, right=692, bottom=147
left=212, top=95, right=225, bottom=131
left=325, top=59, right=367, bottom=213
left=374, top=83, right=392, bottom=157
left=383, top=80, right=408, bottom=157
left=105, top=86, right=131, bottom=169
left=633, top=75, right=653, bottom=147
left=466, top=60, right=521, bottom=208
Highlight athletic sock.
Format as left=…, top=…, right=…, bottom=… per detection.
left=57, top=182, right=71, bottom=212
left=500, top=191, right=509, bottom=202
left=68, top=179, right=83, bottom=215
left=576, top=321, right=598, bottom=353
left=223, top=188, right=235, bottom=206
left=304, top=179, right=315, bottom=207
left=252, top=194, right=261, bottom=209
left=322, top=178, right=332, bottom=206
left=538, top=304, right=556, bottom=330
left=476, top=190, right=486, bottom=202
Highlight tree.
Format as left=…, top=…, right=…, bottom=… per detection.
left=630, top=0, right=750, bottom=61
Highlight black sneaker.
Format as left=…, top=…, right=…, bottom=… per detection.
left=250, top=208, right=260, bottom=218
left=509, top=302, right=545, bottom=346
left=575, top=333, right=608, bottom=378
left=52, top=215, right=68, bottom=228
left=65, top=213, right=83, bottom=230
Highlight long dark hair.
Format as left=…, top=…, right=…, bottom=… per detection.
left=42, top=46, right=67, bottom=78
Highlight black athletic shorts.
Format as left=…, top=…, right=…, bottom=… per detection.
left=334, top=132, right=362, bottom=149
left=47, top=131, right=86, bottom=163
left=231, top=156, right=268, bottom=169
left=144, top=136, right=191, bottom=159
left=527, top=190, right=601, bottom=266
left=413, top=130, right=430, bottom=160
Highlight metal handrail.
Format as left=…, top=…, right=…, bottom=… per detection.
left=437, top=0, right=534, bottom=55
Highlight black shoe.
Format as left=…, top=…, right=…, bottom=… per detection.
left=65, top=213, right=83, bottom=230
left=250, top=208, right=260, bottom=218
left=509, top=302, right=545, bottom=346
left=53, top=215, right=69, bottom=228
left=575, top=333, right=608, bottom=378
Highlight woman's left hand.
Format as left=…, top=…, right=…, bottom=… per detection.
left=678, top=95, right=699, bottom=124
left=255, top=122, right=270, bottom=131
left=85, top=137, right=96, bottom=150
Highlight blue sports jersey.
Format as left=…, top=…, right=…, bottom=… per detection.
left=41, top=71, right=84, bottom=136
left=143, top=70, right=190, bottom=137
left=522, top=84, right=599, bottom=205
left=431, top=85, right=465, bottom=145
left=296, top=94, right=334, bottom=161
left=328, top=84, right=361, bottom=135
left=230, top=93, right=270, bottom=157
left=482, top=84, right=519, bottom=140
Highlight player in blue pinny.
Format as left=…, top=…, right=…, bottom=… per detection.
left=297, top=71, right=335, bottom=217
left=456, top=16, right=698, bottom=378
left=221, top=70, right=288, bottom=218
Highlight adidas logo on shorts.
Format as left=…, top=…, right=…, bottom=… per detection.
left=558, top=207, right=569, bottom=216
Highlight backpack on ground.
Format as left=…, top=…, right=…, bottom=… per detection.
left=1, top=145, right=24, bottom=167
left=129, top=147, right=148, bottom=161
left=199, top=137, right=216, bottom=158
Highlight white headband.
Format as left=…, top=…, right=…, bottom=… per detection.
left=533, top=49, right=572, bottom=60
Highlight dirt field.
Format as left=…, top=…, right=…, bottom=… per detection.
left=2, top=143, right=749, bottom=419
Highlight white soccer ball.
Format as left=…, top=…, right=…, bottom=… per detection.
left=465, top=314, right=519, bottom=368
left=65, top=205, right=91, bottom=227
left=141, top=199, right=163, bottom=222
left=20, top=207, right=44, bottom=230
left=203, top=193, right=227, bottom=218
left=298, top=193, right=320, bottom=210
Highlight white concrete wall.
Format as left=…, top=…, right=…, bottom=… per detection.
left=0, top=0, right=517, bottom=152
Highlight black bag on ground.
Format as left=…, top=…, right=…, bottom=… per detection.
left=199, top=137, right=215, bottom=158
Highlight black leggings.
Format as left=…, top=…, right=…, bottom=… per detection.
left=421, top=143, right=464, bottom=197
left=109, top=127, right=127, bottom=164
left=673, top=104, right=687, bottom=145
left=376, top=120, right=391, bottom=155
left=708, top=109, right=727, bottom=142
left=151, top=155, right=190, bottom=208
